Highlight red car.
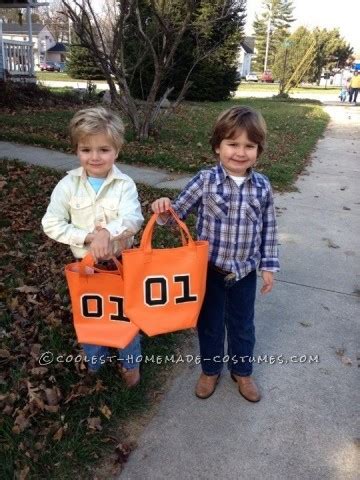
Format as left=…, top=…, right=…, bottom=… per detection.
left=261, top=70, right=274, bottom=83
left=40, top=61, right=60, bottom=72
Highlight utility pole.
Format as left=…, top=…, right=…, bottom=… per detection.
left=264, top=1, right=272, bottom=72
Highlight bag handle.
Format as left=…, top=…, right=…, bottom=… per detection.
left=78, top=253, right=123, bottom=276
left=140, top=207, right=195, bottom=253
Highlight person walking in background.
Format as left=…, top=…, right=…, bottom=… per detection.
left=348, top=71, right=360, bottom=104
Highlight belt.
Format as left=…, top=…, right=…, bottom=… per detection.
left=209, top=263, right=232, bottom=276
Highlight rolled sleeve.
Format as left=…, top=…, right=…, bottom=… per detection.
left=259, top=186, right=280, bottom=272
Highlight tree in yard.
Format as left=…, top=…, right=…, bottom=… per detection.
left=0, top=8, right=42, bottom=24
left=61, top=0, right=246, bottom=140
left=310, top=28, right=353, bottom=84
left=127, top=0, right=245, bottom=102
left=66, top=38, right=106, bottom=80
left=252, top=0, right=295, bottom=73
left=37, top=0, right=69, bottom=42
left=272, top=26, right=314, bottom=92
left=272, top=26, right=354, bottom=91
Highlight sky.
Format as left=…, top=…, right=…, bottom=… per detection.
left=91, top=0, right=359, bottom=55
left=245, top=0, right=360, bottom=55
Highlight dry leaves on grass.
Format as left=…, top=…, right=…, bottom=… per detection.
left=0, top=160, right=181, bottom=478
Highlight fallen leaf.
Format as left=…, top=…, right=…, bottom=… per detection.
left=44, top=404, right=60, bottom=413
left=18, top=465, right=30, bottom=480
left=323, top=238, right=340, bottom=249
left=87, top=416, right=102, bottom=431
left=341, top=356, right=352, bottom=366
left=30, top=367, right=48, bottom=376
left=335, top=347, right=345, bottom=357
left=114, top=442, right=133, bottom=464
left=45, top=387, right=61, bottom=406
left=3, top=404, right=14, bottom=415
left=99, top=404, right=112, bottom=420
left=15, top=286, right=40, bottom=294
left=13, top=413, right=30, bottom=433
left=53, top=426, right=64, bottom=441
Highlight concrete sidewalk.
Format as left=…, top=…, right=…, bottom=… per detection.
left=117, top=103, right=359, bottom=480
left=0, top=141, right=192, bottom=190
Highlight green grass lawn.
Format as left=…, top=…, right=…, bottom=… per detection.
left=36, top=71, right=73, bottom=82
left=0, top=158, right=194, bottom=479
left=239, top=82, right=339, bottom=94
left=0, top=98, right=329, bottom=191
left=36, top=71, right=107, bottom=83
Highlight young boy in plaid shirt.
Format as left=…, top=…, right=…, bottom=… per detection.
left=152, top=106, right=279, bottom=402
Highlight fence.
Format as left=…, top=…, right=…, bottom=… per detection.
left=2, top=39, right=34, bottom=76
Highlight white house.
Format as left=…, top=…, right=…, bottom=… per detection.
left=238, top=36, right=255, bottom=77
left=0, top=0, right=48, bottom=82
left=1, top=22, right=58, bottom=68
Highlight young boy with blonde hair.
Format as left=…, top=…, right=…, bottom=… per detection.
left=152, top=106, right=279, bottom=402
left=42, top=106, right=144, bottom=387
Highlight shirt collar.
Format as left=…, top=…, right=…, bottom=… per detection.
left=67, top=164, right=128, bottom=183
left=215, top=163, right=256, bottom=186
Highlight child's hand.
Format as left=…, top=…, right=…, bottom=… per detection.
left=85, top=233, right=95, bottom=244
left=89, top=229, right=112, bottom=261
left=260, top=271, right=274, bottom=294
left=151, top=197, right=172, bottom=213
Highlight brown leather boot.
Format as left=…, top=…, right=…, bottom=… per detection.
left=231, top=374, right=261, bottom=402
left=119, top=366, right=140, bottom=388
left=195, top=373, right=220, bottom=399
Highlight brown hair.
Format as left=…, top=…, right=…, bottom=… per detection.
left=69, top=106, right=125, bottom=152
left=210, top=106, right=267, bottom=156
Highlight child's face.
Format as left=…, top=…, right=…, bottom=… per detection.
left=77, top=133, right=119, bottom=178
left=215, top=129, right=258, bottom=177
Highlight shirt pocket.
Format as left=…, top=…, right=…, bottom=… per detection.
left=69, top=197, right=94, bottom=227
left=245, top=197, right=261, bottom=224
left=100, top=198, right=119, bottom=223
left=205, top=193, right=229, bottom=218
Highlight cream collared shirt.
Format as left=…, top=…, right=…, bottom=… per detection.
left=42, top=165, right=144, bottom=258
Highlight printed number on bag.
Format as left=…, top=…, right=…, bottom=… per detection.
left=144, top=275, right=197, bottom=307
left=81, top=294, right=129, bottom=321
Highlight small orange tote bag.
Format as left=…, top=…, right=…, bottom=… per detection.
left=65, top=254, right=139, bottom=348
left=122, top=208, right=209, bottom=336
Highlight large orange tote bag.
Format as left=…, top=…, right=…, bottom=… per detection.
left=65, top=254, right=139, bottom=348
left=122, top=208, right=209, bottom=336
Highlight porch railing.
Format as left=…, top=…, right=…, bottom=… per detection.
left=3, top=39, right=34, bottom=76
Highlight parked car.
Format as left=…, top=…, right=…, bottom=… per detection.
left=260, top=70, right=274, bottom=83
left=245, top=72, right=258, bottom=82
left=40, top=61, right=61, bottom=72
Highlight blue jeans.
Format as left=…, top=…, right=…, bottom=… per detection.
left=349, top=87, right=359, bottom=103
left=197, top=267, right=257, bottom=376
left=82, top=334, right=141, bottom=372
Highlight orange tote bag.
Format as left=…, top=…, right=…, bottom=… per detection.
left=65, top=254, right=139, bottom=348
left=122, top=208, right=209, bottom=336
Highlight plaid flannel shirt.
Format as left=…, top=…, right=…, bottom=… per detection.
left=171, top=164, right=279, bottom=281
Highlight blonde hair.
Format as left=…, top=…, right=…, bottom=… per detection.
left=69, top=106, right=125, bottom=152
left=210, top=106, right=267, bottom=157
